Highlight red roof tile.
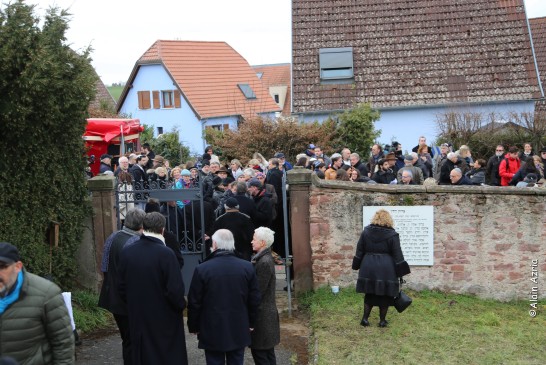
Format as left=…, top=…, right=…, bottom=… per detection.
left=253, top=64, right=291, bottom=116
left=137, top=40, right=279, bottom=119
left=292, top=0, right=543, bottom=113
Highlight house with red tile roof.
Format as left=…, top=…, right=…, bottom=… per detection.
left=253, top=63, right=291, bottom=116
left=292, top=0, right=544, bottom=152
left=116, top=40, right=280, bottom=154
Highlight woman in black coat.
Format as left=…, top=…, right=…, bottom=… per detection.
left=250, top=227, right=280, bottom=365
left=352, top=209, right=408, bottom=327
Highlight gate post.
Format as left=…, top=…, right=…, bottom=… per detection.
left=287, top=167, right=314, bottom=293
left=86, top=175, right=117, bottom=291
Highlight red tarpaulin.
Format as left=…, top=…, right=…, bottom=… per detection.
left=84, top=118, right=144, bottom=176
left=84, top=118, right=143, bottom=142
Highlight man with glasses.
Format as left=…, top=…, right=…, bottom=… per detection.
left=485, top=145, right=505, bottom=186
left=0, top=242, right=74, bottom=364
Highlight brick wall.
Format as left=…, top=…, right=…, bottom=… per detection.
left=307, top=177, right=546, bottom=300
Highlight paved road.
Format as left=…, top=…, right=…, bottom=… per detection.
left=76, top=325, right=294, bottom=364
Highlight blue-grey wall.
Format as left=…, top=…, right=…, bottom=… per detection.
left=297, top=101, right=536, bottom=155
left=119, top=64, right=203, bottom=155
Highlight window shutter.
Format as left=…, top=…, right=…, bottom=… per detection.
left=137, top=91, right=143, bottom=109
left=142, top=91, right=151, bottom=109
left=152, top=91, right=160, bottom=109
left=174, top=90, right=181, bottom=108
left=223, top=124, right=230, bottom=130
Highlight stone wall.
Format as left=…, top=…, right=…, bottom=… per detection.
left=305, top=175, right=546, bottom=300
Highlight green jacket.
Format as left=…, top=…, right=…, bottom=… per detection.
left=0, top=270, right=74, bottom=364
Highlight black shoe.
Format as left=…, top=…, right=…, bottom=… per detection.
left=74, top=329, right=82, bottom=346
left=360, top=319, right=370, bottom=327
left=378, top=320, right=388, bottom=328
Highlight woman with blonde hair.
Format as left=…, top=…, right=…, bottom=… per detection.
left=230, top=159, right=243, bottom=179
left=352, top=209, right=410, bottom=327
left=252, top=152, right=269, bottom=173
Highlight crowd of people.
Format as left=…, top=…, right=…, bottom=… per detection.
left=99, top=208, right=280, bottom=365
left=300, top=138, right=545, bottom=188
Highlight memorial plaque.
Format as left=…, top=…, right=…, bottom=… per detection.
left=363, top=206, right=434, bottom=266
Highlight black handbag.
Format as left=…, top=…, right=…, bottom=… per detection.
left=394, top=290, right=412, bottom=313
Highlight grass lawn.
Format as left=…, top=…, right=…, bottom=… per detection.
left=107, top=86, right=124, bottom=102
left=301, top=287, right=545, bottom=365
left=72, top=290, right=113, bottom=333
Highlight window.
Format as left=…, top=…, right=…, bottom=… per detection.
left=274, top=94, right=280, bottom=103
left=162, top=91, right=174, bottom=108
left=237, top=84, right=256, bottom=99
left=256, top=72, right=263, bottom=79
left=137, top=91, right=151, bottom=109
left=319, top=47, right=354, bottom=82
left=157, top=127, right=163, bottom=135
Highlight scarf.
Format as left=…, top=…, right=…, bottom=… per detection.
left=0, top=271, right=24, bottom=314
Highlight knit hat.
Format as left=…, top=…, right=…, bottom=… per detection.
left=225, top=197, right=239, bottom=209
left=248, top=178, right=262, bottom=188
left=181, top=169, right=191, bottom=176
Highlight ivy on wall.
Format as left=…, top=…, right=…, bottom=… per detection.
left=0, top=1, right=96, bottom=288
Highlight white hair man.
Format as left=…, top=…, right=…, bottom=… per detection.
left=115, top=156, right=130, bottom=177
left=188, top=229, right=261, bottom=364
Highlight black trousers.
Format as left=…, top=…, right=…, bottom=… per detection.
left=113, top=314, right=131, bottom=365
left=251, top=348, right=277, bottom=365
left=204, top=348, right=245, bottom=365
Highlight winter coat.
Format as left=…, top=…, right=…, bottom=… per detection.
left=485, top=155, right=504, bottom=186
left=212, top=211, right=255, bottom=261
left=439, top=158, right=467, bottom=185
left=0, top=270, right=74, bottom=364
left=253, top=189, right=274, bottom=228
left=352, top=225, right=405, bottom=298
left=250, top=248, right=280, bottom=350
left=372, top=169, right=396, bottom=184
left=352, top=160, right=369, bottom=177
left=187, top=250, right=261, bottom=352
left=465, top=168, right=486, bottom=185
left=498, top=154, right=521, bottom=186
left=118, top=235, right=188, bottom=365
left=98, top=230, right=140, bottom=315
left=452, top=175, right=473, bottom=185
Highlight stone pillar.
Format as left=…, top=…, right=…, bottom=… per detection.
left=287, top=167, right=314, bottom=293
left=86, top=175, right=117, bottom=292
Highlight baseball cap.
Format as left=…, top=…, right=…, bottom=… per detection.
left=274, top=152, right=285, bottom=159
left=308, top=143, right=316, bottom=149
left=404, top=155, right=413, bottom=161
left=0, top=242, right=21, bottom=264
left=225, top=197, right=239, bottom=209
left=248, top=178, right=262, bottom=188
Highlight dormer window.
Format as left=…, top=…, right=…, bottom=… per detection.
left=238, top=84, right=257, bottom=99
left=319, top=47, right=354, bottom=83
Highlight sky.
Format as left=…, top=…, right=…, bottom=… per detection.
left=22, top=0, right=546, bottom=85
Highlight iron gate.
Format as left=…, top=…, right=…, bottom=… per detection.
left=115, top=179, right=206, bottom=294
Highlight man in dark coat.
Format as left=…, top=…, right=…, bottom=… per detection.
left=233, top=182, right=257, bottom=221
left=99, top=154, right=113, bottom=173
left=118, top=212, right=188, bottom=365
left=211, top=198, right=255, bottom=261
left=485, top=145, right=505, bottom=186
left=98, top=208, right=145, bottom=365
left=439, top=152, right=468, bottom=185
left=130, top=155, right=149, bottom=209
left=187, top=229, right=261, bottom=365
left=247, top=178, right=274, bottom=229
left=449, top=168, right=473, bottom=185
left=350, top=152, right=370, bottom=177
left=266, top=158, right=287, bottom=257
